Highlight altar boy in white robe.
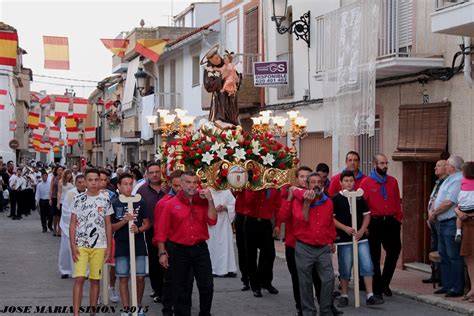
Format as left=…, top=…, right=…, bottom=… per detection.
left=58, top=174, right=86, bottom=278
left=207, top=189, right=238, bottom=277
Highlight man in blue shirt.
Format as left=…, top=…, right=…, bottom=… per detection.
left=430, top=155, right=464, bottom=297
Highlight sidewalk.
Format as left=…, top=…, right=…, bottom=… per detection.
left=274, top=239, right=474, bottom=315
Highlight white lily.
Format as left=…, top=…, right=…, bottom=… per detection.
left=217, top=147, right=227, bottom=160
left=251, top=139, right=260, bottom=148
left=262, top=153, right=275, bottom=166
left=210, top=142, right=221, bottom=152
left=202, top=152, right=214, bottom=165
left=168, top=146, right=175, bottom=155
left=155, top=152, right=163, bottom=161
left=233, top=148, right=246, bottom=161
left=192, top=133, right=200, bottom=141
left=227, top=139, right=239, bottom=149
left=252, top=145, right=261, bottom=156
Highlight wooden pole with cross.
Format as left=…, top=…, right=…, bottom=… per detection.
left=119, top=193, right=142, bottom=316
left=342, top=188, right=364, bottom=308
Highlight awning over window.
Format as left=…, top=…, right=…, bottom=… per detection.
left=392, top=102, right=450, bottom=162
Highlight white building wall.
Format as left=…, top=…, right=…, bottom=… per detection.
left=194, top=3, right=219, bottom=26
left=181, top=45, right=208, bottom=118
left=0, top=66, right=18, bottom=163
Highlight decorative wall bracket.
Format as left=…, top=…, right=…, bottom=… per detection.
left=275, top=11, right=310, bottom=48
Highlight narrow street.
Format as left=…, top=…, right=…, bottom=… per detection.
left=0, top=210, right=463, bottom=316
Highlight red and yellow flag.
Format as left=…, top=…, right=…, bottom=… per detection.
left=27, top=112, right=40, bottom=129
left=100, top=39, right=129, bottom=57
left=53, top=96, right=70, bottom=117
left=84, top=127, right=96, bottom=142
left=66, top=116, right=77, bottom=131
left=67, top=128, right=79, bottom=145
left=43, top=36, right=70, bottom=70
left=135, top=39, right=167, bottom=63
left=0, top=31, right=18, bottom=67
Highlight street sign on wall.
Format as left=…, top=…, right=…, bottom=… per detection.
left=253, top=61, right=288, bottom=87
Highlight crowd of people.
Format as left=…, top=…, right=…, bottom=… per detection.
left=6, top=151, right=474, bottom=316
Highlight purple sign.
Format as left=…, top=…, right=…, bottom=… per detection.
left=253, top=61, right=288, bottom=87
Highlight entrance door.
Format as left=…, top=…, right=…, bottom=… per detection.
left=402, top=161, right=435, bottom=263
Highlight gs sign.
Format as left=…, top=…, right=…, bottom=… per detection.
left=253, top=61, right=288, bottom=87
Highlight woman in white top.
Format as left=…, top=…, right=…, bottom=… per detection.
left=57, top=169, right=74, bottom=236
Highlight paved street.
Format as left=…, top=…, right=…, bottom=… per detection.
left=0, top=210, right=464, bottom=315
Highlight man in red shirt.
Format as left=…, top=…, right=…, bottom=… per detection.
left=156, top=171, right=217, bottom=316
left=244, top=188, right=281, bottom=297
left=360, top=153, right=402, bottom=299
left=328, top=151, right=366, bottom=197
left=152, top=169, right=183, bottom=316
left=293, top=173, right=336, bottom=316
left=234, top=190, right=251, bottom=291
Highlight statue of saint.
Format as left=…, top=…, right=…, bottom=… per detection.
left=201, top=44, right=240, bottom=130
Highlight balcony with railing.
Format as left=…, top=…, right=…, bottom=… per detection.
left=156, top=92, right=182, bottom=110
left=431, top=0, right=474, bottom=36
left=315, top=0, right=445, bottom=79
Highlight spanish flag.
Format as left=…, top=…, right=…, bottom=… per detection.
left=27, top=112, right=40, bottom=129
left=135, top=39, right=167, bottom=63
left=0, top=31, right=18, bottom=67
left=100, top=39, right=129, bottom=57
left=43, top=36, right=70, bottom=70
left=66, top=116, right=77, bottom=131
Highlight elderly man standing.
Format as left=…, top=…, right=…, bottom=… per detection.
left=423, top=160, right=448, bottom=284
left=430, top=155, right=464, bottom=297
left=360, top=154, right=402, bottom=299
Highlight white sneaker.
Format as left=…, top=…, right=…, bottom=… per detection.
left=109, top=286, right=119, bottom=303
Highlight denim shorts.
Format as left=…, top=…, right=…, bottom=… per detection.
left=337, top=240, right=374, bottom=280
left=115, top=256, right=147, bottom=277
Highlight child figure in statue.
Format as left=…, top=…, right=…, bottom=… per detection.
left=220, top=51, right=239, bottom=96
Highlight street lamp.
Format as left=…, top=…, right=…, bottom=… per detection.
left=96, top=98, right=107, bottom=118
left=271, top=0, right=310, bottom=48
left=134, top=67, right=148, bottom=96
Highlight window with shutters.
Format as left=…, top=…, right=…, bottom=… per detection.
left=244, top=7, right=259, bottom=75
left=357, top=114, right=381, bottom=175
left=192, top=56, right=200, bottom=87
left=170, top=59, right=176, bottom=109
left=378, top=0, right=413, bottom=58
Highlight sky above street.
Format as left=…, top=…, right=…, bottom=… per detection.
left=0, top=0, right=196, bottom=97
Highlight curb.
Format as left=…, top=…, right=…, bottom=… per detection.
left=392, top=288, right=474, bottom=315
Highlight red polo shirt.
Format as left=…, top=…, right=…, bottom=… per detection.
left=152, top=192, right=176, bottom=246
left=360, top=175, right=403, bottom=222
left=156, top=191, right=217, bottom=245
left=234, top=190, right=250, bottom=216
left=276, top=185, right=295, bottom=248
left=291, top=189, right=336, bottom=246
left=328, top=172, right=366, bottom=197
left=245, top=188, right=281, bottom=220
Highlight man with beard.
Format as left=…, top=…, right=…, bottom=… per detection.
left=328, top=151, right=366, bottom=198
left=360, top=154, right=402, bottom=299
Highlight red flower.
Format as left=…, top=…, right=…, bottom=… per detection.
left=197, top=140, right=202, bottom=144
left=267, top=132, right=273, bottom=138
left=279, top=151, right=286, bottom=158
left=278, top=163, right=286, bottom=169
left=201, top=136, right=207, bottom=141
left=216, top=178, right=222, bottom=185
left=221, top=169, right=229, bottom=177
left=205, top=145, right=211, bottom=151
left=213, top=154, right=218, bottom=159
left=194, top=160, right=201, bottom=166
left=243, top=132, right=248, bottom=138
left=183, top=146, right=190, bottom=152
left=220, top=133, right=227, bottom=139
left=192, top=143, right=198, bottom=148
left=277, top=143, right=283, bottom=149
left=259, top=135, right=265, bottom=140
left=238, top=141, right=244, bottom=146
left=284, top=146, right=290, bottom=151
left=244, top=140, right=251, bottom=146
left=189, top=151, right=195, bottom=157
left=211, top=136, right=217, bottom=142
left=197, top=148, right=203, bottom=154
left=232, top=130, right=237, bottom=136
left=182, top=153, right=188, bottom=159
left=272, top=145, right=278, bottom=151
left=227, top=149, right=234, bottom=155
left=252, top=135, right=257, bottom=140
left=294, top=158, right=300, bottom=164
left=262, top=148, right=269, bottom=154
left=246, top=149, right=252, bottom=155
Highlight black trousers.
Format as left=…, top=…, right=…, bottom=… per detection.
left=368, top=216, right=402, bottom=296
left=244, top=217, right=276, bottom=291
left=168, top=241, right=213, bottom=316
left=9, top=189, right=18, bottom=217
left=286, top=245, right=323, bottom=312
left=24, top=188, right=35, bottom=213
left=145, top=227, right=164, bottom=296
left=39, top=199, right=52, bottom=230
left=16, top=190, right=28, bottom=216
left=234, top=213, right=249, bottom=284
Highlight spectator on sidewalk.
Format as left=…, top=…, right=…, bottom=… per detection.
left=328, top=151, right=366, bottom=197
left=430, top=155, right=464, bottom=297
left=333, top=170, right=384, bottom=307
left=35, top=171, right=52, bottom=232
left=111, top=173, right=150, bottom=316
left=424, top=160, right=447, bottom=285
left=50, top=166, right=64, bottom=236
left=360, top=153, right=403, bottom=299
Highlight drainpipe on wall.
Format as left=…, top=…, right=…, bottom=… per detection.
left=463, top=36, right=472, bottom=87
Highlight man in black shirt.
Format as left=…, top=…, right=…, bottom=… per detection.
left=111, top=173, right=150, bottom=314
left=332, top=170, right=384, bottom=307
